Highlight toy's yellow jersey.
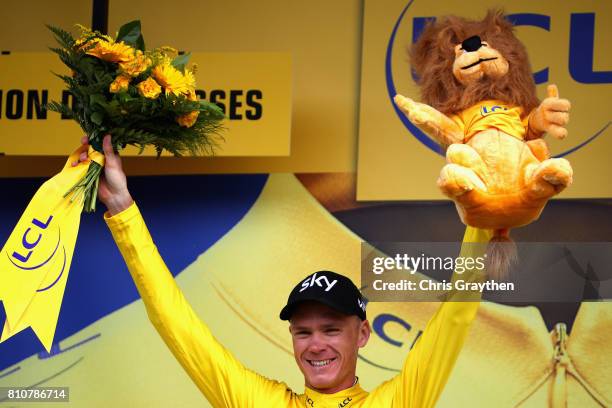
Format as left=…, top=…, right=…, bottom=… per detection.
left=450, top=100, right=530, bottom=142
left=105, top=202, right=488, bottom=408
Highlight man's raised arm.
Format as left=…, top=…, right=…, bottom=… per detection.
left=368, top=227, right=490, bottom=407
left=86, top=135, right=294, bottom=407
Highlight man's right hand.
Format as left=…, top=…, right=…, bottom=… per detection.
left=72, top=134, right=133, bottom=215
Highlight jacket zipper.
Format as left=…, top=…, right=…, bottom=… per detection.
left=552, top=323, right=569, bottom=408
left=518, top=323, right=607, bottom=407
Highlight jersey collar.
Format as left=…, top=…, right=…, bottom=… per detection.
left=303, top=382, right=367, bottom=407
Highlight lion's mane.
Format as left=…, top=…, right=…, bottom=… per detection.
left=410, top=9, right=539, bottom=116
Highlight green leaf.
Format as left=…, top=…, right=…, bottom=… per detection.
left=90, top=93, right=106, bottom=107
left=134, top=35, right=145, bottom=52
left=46, top=25, right=76, bottom=49
left=199, top=100, right=225, bottom=118
left=171, top=52, right=191, bottom=73
left=117, top=92, right=133, bottom=104
left=46, top=101, right=74, bottom=118
left=116, top=20, right=141, bottom=42
left=90, top=111, right=104, bottom=125
left=116, top=20, right=145, bottom=51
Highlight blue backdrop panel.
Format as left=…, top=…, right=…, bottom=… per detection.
left=0, top=173, right=268, bottom=371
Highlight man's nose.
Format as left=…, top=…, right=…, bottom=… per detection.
left=307, top=334, right=327, bottom=353
left=461, top=35, right=483, bottom=52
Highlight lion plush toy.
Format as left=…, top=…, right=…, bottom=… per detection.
left=394, top=10, right=573, bottom=276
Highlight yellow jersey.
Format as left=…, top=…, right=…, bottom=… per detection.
left=450, top=100, right=530, bottom=142
left=105, top=202, right=487, bottom=408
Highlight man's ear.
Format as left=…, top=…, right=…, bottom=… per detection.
left=358, top=319, right=371, bottom=348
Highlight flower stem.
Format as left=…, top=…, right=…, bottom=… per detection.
left=64, top=161, right=103, bottom=213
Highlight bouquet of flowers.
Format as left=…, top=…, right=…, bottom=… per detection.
left=0, top=21, right=224, bottom=352
left=46, top=20, right=224, bottom=212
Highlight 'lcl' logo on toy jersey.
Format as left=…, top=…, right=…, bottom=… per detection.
left=480, top=105, right=509, bottom=116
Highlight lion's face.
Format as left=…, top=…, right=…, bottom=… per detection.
left=452, top=35, right=509, bottom=84
left=410, top=10, right=540, bottom=115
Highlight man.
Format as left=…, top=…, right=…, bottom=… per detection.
left=76, top=135, right=487, bottom=407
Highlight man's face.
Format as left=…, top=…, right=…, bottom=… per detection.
left=289, top=301, right=370, bottom=394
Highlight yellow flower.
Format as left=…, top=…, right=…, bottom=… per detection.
left=75, top=24, right=111, bottom=40
left=177, top=111, right=199, bottom=128
left=109, top=75, right=131, bottom=93
left=184, top=69, right=196, bottom=89
left=119, top=50, right=152, bottom=77
left=75, top=27, right=114, bottom=49
left=86, top=39, right=134, bottom=63
left=185, top=89, right=198, bottom=101
left=151, top=62, right=191, bottom=96
left=159, top=46, right=178, bottom=57
left=136, top=77, right=162, bottom=99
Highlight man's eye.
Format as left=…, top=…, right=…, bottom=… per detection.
left=325, top=328, right=340, bottom=335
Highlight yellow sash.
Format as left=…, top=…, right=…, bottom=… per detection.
left=0, top=146, right=104, bottom=352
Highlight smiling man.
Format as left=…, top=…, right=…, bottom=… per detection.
left=281, top=272, right=370, bottom=395
left=82, top=135, right=487, bottom=407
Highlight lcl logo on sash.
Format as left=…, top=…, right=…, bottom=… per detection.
left=7, top=215, right=66, bottom=292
